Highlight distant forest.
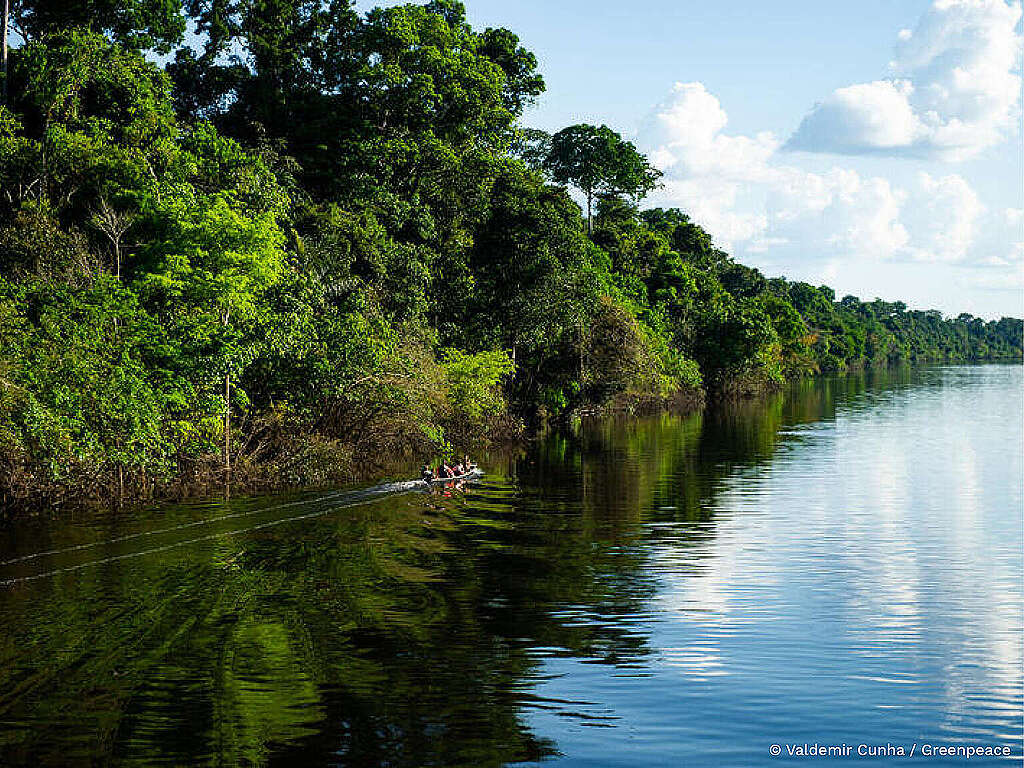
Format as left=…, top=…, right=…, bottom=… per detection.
left=0, top=0, right=1020, bottom=510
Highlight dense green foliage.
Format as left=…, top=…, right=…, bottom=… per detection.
left=0, top=0, right=1019, bottom=509
left=543, top=123, right=661, bottom=233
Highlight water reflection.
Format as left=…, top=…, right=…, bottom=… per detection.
left=0, top=365, right=1020, bottom=766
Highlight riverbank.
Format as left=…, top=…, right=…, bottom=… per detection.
left=1, top=3, right=1021, bottom=522
left=0, top=412, right=527, bottom=520
left=7, top=360, right=1020, bottom=520
left=1, top=387, right=710, bottom=519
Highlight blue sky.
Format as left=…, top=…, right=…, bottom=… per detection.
left=362, top=0, right=1023, bottom=318
left=434, top=0, right=929, bottom=135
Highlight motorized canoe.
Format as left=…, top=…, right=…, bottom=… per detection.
left=424, top=467, right=482, bottom=484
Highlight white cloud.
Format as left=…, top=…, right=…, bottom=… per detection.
left=787, top=0, right=1023, bottom=159
left=765, top=166, right=910, bottom=259
left=902, top=173, right=985, bottom=261
left=638, top=81, right=1017, bottom=288
left=787, top=81, right=926, bottom=154
left=654, top=178, right=769, bottom=245
left=641, top=82, right=779, bottom=181
left=968, top=207, right=1024, bottom=289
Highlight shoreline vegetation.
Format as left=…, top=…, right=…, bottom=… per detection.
left=0, top=2, right=1020, bottom=517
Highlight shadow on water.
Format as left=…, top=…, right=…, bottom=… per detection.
left=0, top=364, right=1018, bottom=766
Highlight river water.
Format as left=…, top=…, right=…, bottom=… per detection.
left=0, top=365, right=1021, bottom=766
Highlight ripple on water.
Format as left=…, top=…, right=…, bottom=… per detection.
left=0, top=365, right=1020, bottom=766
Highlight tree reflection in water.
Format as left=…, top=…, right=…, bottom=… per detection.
left=0, top=370, right=907, bottom=766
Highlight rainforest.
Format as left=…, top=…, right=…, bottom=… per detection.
left=0, top=0, right=1020, bottom=512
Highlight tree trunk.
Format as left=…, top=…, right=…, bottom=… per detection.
left=224, top=371, right=231, bottom=484
left=2, top=0, right=9, bottom=105
left=586, top=190, right=593, bottom=235
left=579, top=315, right=585, bottom=383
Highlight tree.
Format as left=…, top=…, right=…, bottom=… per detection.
left=89, top=196, right=135, bottom=279
left=544, top=123, right=661, bottom=234
left=0, top=0, right=1019, bottom=512
left=11, top=0, right=186, bottom=53
left=640, top=208, right=726, bottom=271
left=136, top=124, right=288, bottom=479
left=477, top=26, right=545, bottom=115
left=172, top=0, right=361, bottom=145
left=510, top=127, right=551, bottom=171
left=1, top=29, right=179, bottom=230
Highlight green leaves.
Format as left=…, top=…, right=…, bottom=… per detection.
left=543, top=124, right=662, bottom=232
left=440, top=347, right=514, bottom=429
left=14, top=0, right=186, bottom=54
left=0, top=277, right=181, bottom=489
left=0, top=2, right=1017, bottom=509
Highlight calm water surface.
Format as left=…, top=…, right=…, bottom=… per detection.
left=1, top=365, right=1021, bottom=766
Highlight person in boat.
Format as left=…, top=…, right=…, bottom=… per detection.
left=442, top=462, right=456, bottom=478
left=463, top=454, right=473, bottom=470
left=421, top=463, right=433, bottom=482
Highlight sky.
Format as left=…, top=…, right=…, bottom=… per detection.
left=360, top=0, right=1023, bottom=318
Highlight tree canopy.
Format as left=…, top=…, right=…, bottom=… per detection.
left=0, top=0, right=1018, bottom=511
left=544, top=124, right=662, bottom=233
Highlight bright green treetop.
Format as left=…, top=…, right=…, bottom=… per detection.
left=544, top=124, right=662, bottom=234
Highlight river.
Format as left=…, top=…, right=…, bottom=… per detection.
left=0, top=364, right=1021, bottom=766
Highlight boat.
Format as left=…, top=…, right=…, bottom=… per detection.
left=424, top=467, right=482, bottom=484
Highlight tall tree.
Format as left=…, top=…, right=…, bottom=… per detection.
left=544, top=123, right=661, bottom=234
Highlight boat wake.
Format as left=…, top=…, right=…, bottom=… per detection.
left=0, top=474, right=479, bottom=588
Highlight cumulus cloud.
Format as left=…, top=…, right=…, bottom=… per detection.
left=786, top=0, right=1023, bottom=159
left=638, top=81, right=1018, bottom=282
left=764, top=166, right=910, bottom=259
left=787, top=81, right=926, bottom=154
left=968, top=206, right=1024, bottom=289
left=642, top=82, right=779, bottom=181
left=902, top=173, right=985, bottom=261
